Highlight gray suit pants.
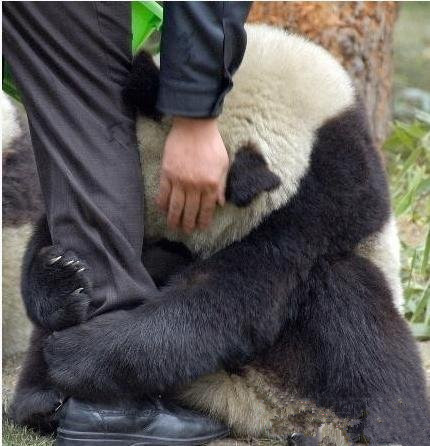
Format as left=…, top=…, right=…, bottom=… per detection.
left=3, top=1, right=156, bottom=314
left=3, top=1, right=251, bottom=314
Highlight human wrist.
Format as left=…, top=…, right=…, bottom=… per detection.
left=171, top=116, right=218, bottom=132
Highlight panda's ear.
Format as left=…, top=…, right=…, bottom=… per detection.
left=122, top=50, right=161, bottom=121
left=226, top=143, right=281, bottom=207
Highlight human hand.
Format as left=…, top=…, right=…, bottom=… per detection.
left=156, top=117, right=229, bottom=234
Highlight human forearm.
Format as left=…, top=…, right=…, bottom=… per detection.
left=157, top=1, right=252, bottom=118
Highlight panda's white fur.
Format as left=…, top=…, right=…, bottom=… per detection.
left=2, top=92, right=34, bottom=357
left=357, top=215, right=404, bottom=310
left=136, top=24, right=404, bottom=438
left=137, top=24, right=355, bottom=257
left=1, top=93, right=20, bottom=150
left=137, top=24, right=404, bottom=309
left=2, top=225, right=33, bottom=357
left=1, top=23, right=406, bottom=442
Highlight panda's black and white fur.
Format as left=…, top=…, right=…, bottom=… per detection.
left=6, top=24, right=429, bottom=445
left=2, top=93, right=43, bottom=357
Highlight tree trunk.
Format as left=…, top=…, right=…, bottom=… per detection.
left=248, top=1, right=399, bottom=148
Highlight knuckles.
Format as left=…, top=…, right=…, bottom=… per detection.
left=162, top=168, right=220, bottom=192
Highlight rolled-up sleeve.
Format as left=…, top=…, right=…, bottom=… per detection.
left=156, top=1, right=252, bottom=118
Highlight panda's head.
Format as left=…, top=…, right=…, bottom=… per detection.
left=131, top=24, right=355, bottom=257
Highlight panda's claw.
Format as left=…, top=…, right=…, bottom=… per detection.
left=30, top=246, right=92, bottom=330
left=48, top=255, right=62, bottom=265
left=39, top=247, right=87, bottom=278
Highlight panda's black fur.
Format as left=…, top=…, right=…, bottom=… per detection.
left=2, top=126, right=43, bottom=227
left=9, top=216, right=195, bottom=433
left=9, top=28, right=430, bottom=446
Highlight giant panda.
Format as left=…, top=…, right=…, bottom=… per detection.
left=2, top=93, right=42, bottom=358
left=5, top=24, right=429, bottom=446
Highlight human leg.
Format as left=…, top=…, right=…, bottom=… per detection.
left=3, top=1, right=156, bottom=316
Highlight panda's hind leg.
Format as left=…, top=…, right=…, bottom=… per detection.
left=8, top=328, right=64, bottom=434
left=305, top=254, right=430, bottom=446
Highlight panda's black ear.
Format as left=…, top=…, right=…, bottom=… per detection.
left=226, top=143, right=281, bottom=207
left=122, top=50, right=161, bottom=121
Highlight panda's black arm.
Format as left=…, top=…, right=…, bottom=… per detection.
left=44, top=230, right=297, bottom=401
left=21, top=216, right=194, bottom=330
left=141, top=239, right=195, bottom=288
left=20, top=217, right=54, bottom=327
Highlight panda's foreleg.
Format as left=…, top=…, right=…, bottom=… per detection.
left=21, top=216, right=92, bottom=332
left=12, top=217, right=84, bottom=431
left=301, top=255, right=430, bottom=446
left=22, top=217, right=195, bottom=328
left=15, top=219, right=196, bottom=427
left=43, top=236, right=296, bottom=402
left=140, top=239, right=195, bottom=288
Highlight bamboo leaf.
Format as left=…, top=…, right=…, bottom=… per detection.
left=416, top=178, right=430, bottom=195
left=421, top=226, right=430, bottom=273
left=396, top=145, right=422, bottom=181
left=410, top=283, right=429, bottom=323
left=394, top=168, right=424, bottom=216
left=425, top=292, right=430, bottom=325
left=410, top=323, right=430, bottom=341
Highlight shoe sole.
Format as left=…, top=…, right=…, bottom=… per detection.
left=56, top=428, right=229, bottom=446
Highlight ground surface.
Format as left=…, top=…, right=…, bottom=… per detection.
left=3, top=3, right=430, bottom=445
left=2, top=344, right=430, bottom=446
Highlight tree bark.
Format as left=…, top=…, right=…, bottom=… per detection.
left=248, top=1, right=399, bottom=148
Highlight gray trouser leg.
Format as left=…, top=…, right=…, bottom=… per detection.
left=3, top=1, right=156, bottom=314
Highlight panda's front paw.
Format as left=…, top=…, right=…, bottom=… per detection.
left=31, top=246, right=91, bottom=331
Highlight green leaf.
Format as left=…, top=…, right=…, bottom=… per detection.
left=394, top=168, right=424, bottom=216
left=402, top=145, right=422, bottom=173
left=416, top=178, right=430, bottom=195
left=410, top=322, right=430, bottom=340
left=416, top=110, right=430, bottom=125
left=422, top=226, right=430, bottom=274
left=410, top=283, right=429, bottom=323
left=406, top=249, right=418, bottom=292
left=425, top=293, right=430, bottom=325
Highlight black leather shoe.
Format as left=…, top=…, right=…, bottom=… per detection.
left=56, top=397, right=228, bottom=446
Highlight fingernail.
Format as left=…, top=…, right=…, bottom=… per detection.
left=77, top=267, right=86, bottom=273
left=71, top=287, right=84, bottom=295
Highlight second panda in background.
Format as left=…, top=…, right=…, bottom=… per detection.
left=10, top=24, right=429, bottom=446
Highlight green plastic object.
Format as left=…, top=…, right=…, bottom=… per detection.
left=132, top=1, right=163, bottom=54
left=2, top=60, right=18, bottom=102
left=2, top=1, right=163, bottom=103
